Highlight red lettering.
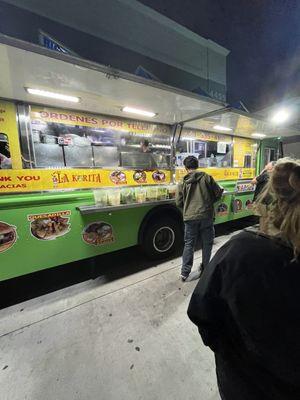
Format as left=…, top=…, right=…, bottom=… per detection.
left=17, top=175, right=40, bottom=181
left=101, top=119, right=121, bottom=127
left=0, top=176, right=11, bottom=181
left=59, top=113, right=68, bottom=120
left=69, top=115, right=76, bottom=122
left=50, top=112, right=59, bottom=119
left=0, top=183, right=26, bottom=189
left=40, top=111, right=49, bottom=118
left=76, top=116, right=85, bottom=123
left=85, top=118, right=93, bottom=124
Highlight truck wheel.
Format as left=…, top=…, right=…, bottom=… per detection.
left=141, top=217, right=182, bottom=260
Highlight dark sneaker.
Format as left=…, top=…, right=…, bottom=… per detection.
left=181, top=274, right=188, bottom=282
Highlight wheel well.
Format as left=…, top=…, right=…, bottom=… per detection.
left=138, top=204, right=183, bottom=245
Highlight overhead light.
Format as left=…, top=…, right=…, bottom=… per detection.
left=213, top=125, right=232, bottom=132
left=251, top=133, right=266, bottom=139
left=122, top=106, right=156, bottom=118
left=26, top=88, right=80, bottom=103
left=271, top=109, right=290, bottom=124
left=181, top=136, right=195, bottom=141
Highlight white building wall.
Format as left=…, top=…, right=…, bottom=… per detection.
left=283, top=139, right=300, bottom=159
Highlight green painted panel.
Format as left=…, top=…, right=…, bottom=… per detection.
left=231, top=193, right=254, bottom=220
left=258, top=138, right=280, bottom=173
left=0, top=180, right=255, bottom=281
left=214, top=195, right=232, bottom=225
left=0, top=195, right=153, bottom=281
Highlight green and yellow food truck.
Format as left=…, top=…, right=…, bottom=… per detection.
left=0, top=35, right=293, bottom=282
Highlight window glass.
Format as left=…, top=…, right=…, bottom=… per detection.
left=205, top=141, right=232, bottom=167
left=0, top=133, right=12, bottom=169
left=28, top=108, right=171, bottom=169
left=263, top=147, right=277, bottom=166
left=176, top=134, right=232, bottom=168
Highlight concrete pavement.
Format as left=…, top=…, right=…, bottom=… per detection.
left=0, top=231, right=240, bottom=400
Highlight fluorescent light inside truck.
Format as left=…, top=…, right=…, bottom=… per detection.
left=251, top=133, right=266, bottom=139
left=213, top=125, right=232, bottom=132
left=26, top=88, right=80, bottom=103
left=122, top=106, right=156, bottom=118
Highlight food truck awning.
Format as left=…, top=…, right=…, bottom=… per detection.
left=1, top=35, right=298, bottom=139
left=183, top=108, right=300, bottom=138
left=0, top=35, right=224, bottom=125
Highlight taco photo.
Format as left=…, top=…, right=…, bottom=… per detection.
left=110, top=170, right=127, bottom=184
left=152, top=170, right=166, bottom=182
left=29, top=212, right=71, bottom=240
left=82, top=222, right=114, bottom=246
left=133, top=170, right=147, bottom=183
left=0, top=221, right=17, bottom=253
left=245, top=199, right=253, bottom=209
left=217, top=203, right=228, bottom=216
left=233, top=199, right=243, bottom=213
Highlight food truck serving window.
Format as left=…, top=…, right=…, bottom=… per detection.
left=21, top=106, right=171, bottom=169
left=176, top=129, right=233, bottom=168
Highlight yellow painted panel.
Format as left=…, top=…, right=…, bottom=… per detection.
left=233, top=137, right=256, bottom=168
left=175, top=167, right=255, bottom=182
left=182, top=129, right=232, bottom=142
left=0, top=168, right=171, bottom=193
left=0, top=100, right=22, bottom=169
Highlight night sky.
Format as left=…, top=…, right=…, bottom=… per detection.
left=139, top=0, right=300, bottom=111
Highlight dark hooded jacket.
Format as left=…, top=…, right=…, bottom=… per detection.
left=253, top=170, right=270, bottom=201
left=176, top=171, right=222, bottom=221
left=188, top=229, right=300, bottom=400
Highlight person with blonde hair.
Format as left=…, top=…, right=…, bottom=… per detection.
left=187, top=157, right=300, bottom=400
left=252, top=161, right=276, bottom=232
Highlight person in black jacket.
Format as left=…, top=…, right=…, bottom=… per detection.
left=188, top=157, right=300, bottom=400
left=252, top=161, right=276, bottom=232
left=252, top=161, right=276, bottom=201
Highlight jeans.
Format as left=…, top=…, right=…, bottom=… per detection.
left=181, top=217, right=215, bottom=277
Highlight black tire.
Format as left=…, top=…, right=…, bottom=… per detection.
left=140, top=217, right=183, bottom=260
